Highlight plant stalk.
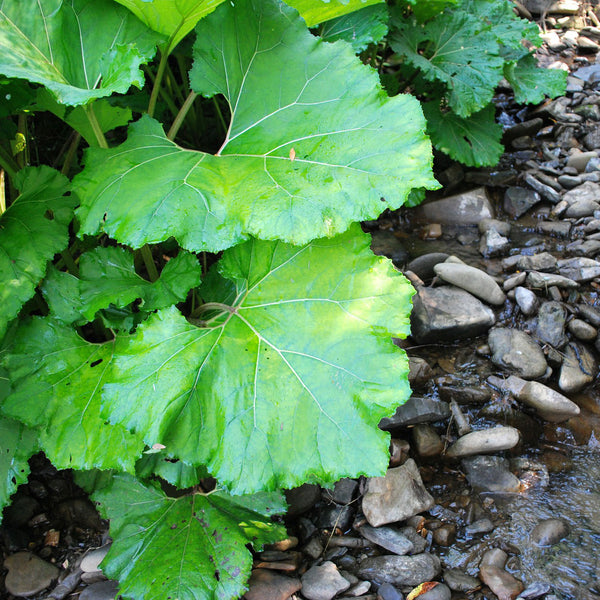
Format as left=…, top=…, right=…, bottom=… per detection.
left=148, top=46, right=171, bottom=118
left=0, top=145, right=18, bottom=180
left=61, top=132, right=81, bottom=176
left=140, top=244, right=159, bottom=282
left=0, top=169, right=5, bottom=215
left=85, top=103, right=108, bottom=149
left=168, top=92, right=199, bottom=141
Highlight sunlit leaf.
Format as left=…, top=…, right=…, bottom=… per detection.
left=320, top=5, right=389, bottom=53
left=287, top=0, right=384, bottom=27
left=504, top=54, right=567, bottom=105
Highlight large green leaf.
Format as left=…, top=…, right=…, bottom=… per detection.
left=102, top=226, right=413, bottom=494
left=390, top=9, right=504, bottom=117
left=0, top=417, right=39, bottom=523
left=0, top=167, right=74, bottom=340
left=112, top=0, right=225, bottom=54
left=320, top=5, right=389, bottom=53
left=42, top=247, right=201, bottom=324
left=504, top=54, right=567, bottom=105
left=93, top=473, right=287, bottom=600
left=423, top=102, right=503, bottom=167
left=286, top=0, right=384, bottom=27
left=0, top=0, right=162, bottom=106
left=74, top=0, right=436, bottom=252
left=2, top=318, right=144, bottom=472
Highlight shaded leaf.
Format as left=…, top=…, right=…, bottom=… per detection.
left=320, top=5, right=388, bottom=53
left=286, top=0, right=384, bottom=27
left=0, top=167, right=74, bottom=339
left=136, top=453, right=209, bottom=488
left=390, top=10, right=504, bottom=117
left=75, top=0, right=436, bottom=252
left=400, top=0, right=458, bottom=23
left=2, top=318, right=144, bottom=472
left=504, top=54, right=567, bottom=105
left=102, top=225, right=413, bottom=494
left=0, top=0, right=162, bottom=106
left=423, top=102, right=503, bottom=167
left=93, top=473, right=286, bottom=600
left=0, top=416, right=39, bottom=523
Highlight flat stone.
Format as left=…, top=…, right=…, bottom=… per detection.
left=412, top=423, right=444, bottom=457
left=559, top=343, right=597, bottom=393
left=527, top=271, right=578, bottom=289
left=411, top=187, right=493, bottom=225
left=566, top=151, right=598, bottom=172
left=530, top=518, right=570, bottom=546
left=79, top=580, right=120, bottom=600
left=462, top=456, right=521, bottom=493
left=568, top=318, right=597, bottom=341
left=565, top=198, right=600, bottom=217
left=504, top=186, right=542, bottom=218
left=479, top=218, right=511, bottom=237
left=411, top=286, right=496, bottom=344
left=480, top=229, right=510, bottom=258
left=578, top=303, right=600, bottom=327
left=244, top=569, right=302, bottom=600
left=443, top=569, right=481, bottom=592
left=573, top=64, right=600, bottom=82
left=357, top=524, right=414, bottom=556
left=558, top=257, right=600, bottom=282
left=376, top=583, right=403, bottom=600
left=523, top=173, right=561, bottom=203
left=479, top=549, right=524, bottom=600
left=563, top=180, right=600, bottom=204
left=81, top=545, right=110, bottom=574
left=446, top=426, right=520, bottom=458
left=4, top=552, right=60, bottom=597
left=434, top=263, right=505, bottom=306
left=356, top=553, right=441, bottom=586
left=406, top=253, right=450, bottom=282
left=514, top=287, right=538, bottom=316
left=517, top=252, right=557, bottom=272
left=535, top=301, right=567, bottom=348
left=488, top=328, right=548, bottom=379
left=362, top=460, right=435, bottom=527
left=301, top=561, right=350, bottom=600
left=379, top=396, right=450, bottom=429
left=488, top=375, right=580, bottom=422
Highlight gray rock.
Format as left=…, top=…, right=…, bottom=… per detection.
left=3, top=552, right=60, bottom=597
left=537, top=221, right=571, bottom=237
left=411, top=187, right=493, bottom=225
left=584, top=126, right=600, bottom=150
left=345, top=580, right=371, bottom=597
left=412, top=423, right=444, bottom=457
left=245, top=570, right=302, bottom=600
left=558, top=174, right=583, bottom=189
left=301, top=561, right=351, bottom=600
left=443, top=569, right=481, bottom=592
left=559, top=342, right=597, bottom=393
left=446, top=426, right=520, bottom=458
left=558, top=257, right=600, bottom=282
left=465, top=517, right=495, bottom=535
left=79, top=581, right=120, bottom=600
left=362, top=460, right=435, bottom=527
left=530, top=518, right=570, bottom=546
left=462, top=456, right=521, bottom=493
left=566, top=151, right=598, bottom=172
left=479, top=549, right=524, bottom=600
left=563, top=180, right=600, bottom=204
left=535, top=301, right=568, bottom=348
left=357, top=524, right=414, bottom=556
left=376, top=583, right=403, bottom=600
left=518, top=582, right=552, bottom=599
left=573, top=64, right=600, bottom=82
left=527, top=270, right=579, bottom=289
left=316, top=504, right=354, bottom=531
left=578, top=303, right=600, bottom=326
left=324, top=479, right=358, bottom=505
left=517, top=252, right=557, bottom=272
left=408, top=357, right=434, bottom=389
left=488, top=375, right=580, bottom=422
left=434, top=263, right=505, bottom=306
left=566, top=239, right=600, bottom=256
left=285, top=484, right=321, bottom=516
left=411, top=286, right=496, bottom=343
left=81, top=545, right=110, bottom=574
left=488, top=328, right=548, bottom=379
left=406, top=253, right=449, bottom=282
left=478, top=218, right=511, bottom=237
left=514, top=287, right=538, bottom=316
left=523, top=173, right=561, bottom=203
left=356, top=553, right=441, bottom=586
left=504, top=186, right=541, bottom=218
left=504, top=272, right=527, bottom=291
left=379, top=396, right=450, bottom=429
left=565, top=198, right=600, bottom=218
left=568, top=318, right=597, bottom=341
left=479, top=229, right=510, bottom=258
left=418, top=583, right=451, bottom=600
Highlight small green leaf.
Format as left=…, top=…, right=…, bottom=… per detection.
left=0, top=166, right=74, bottom=340
left=286, top=0, right=384, bottom=27
left=0, top=416, right=39, bottom=523
left=0, top=0, right=163, bottom=106
left=102, top=225, right=413, bottom=494
left=2, top=318, right=144, bottom=472
left=320, top=5, right=389, bottom=53
left=113, top=0, right=226, bottom=54
left=423, top=102, right=503, bottom=167
left=504, top=54, right=567, bottom=105
left=136, top=453, right=209, bottom=488
left=390, top=9, right=504, bottom=117
left=75, top=0, right=436, bottom=252
left=93, top=473, right=287, bottom=600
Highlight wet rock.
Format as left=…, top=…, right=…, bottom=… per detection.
left=446, top=426, right=520, bottom=458
left=566, top=239, right=600, bottom=257
left=584, top=126, right=600, bottom=150
left=523, top=173, right=561, bottom=203
left=515, top=287, right=538, bottom=316
left=443, top=569, right=480, bottom=592
left=568, top=318, right=597, bottom=341
left=285, top=484, right=321, bottom=516
left=412, top=424, right=444, bottom=457
left=517, top=252, right=557, bottom=272
left=362, top=460, right=434, bottom=527
left=479, top=549, right=524, bottom=600
left=388, top=438, right=410, bottom=468
left=530, top=518, right=570, bottom=546
left=577, top=303, right=600, bottom=327
left=370, top=230, right=409, bottom=264
left=527, top=270, right=578, bottom=289
left=558, top=174, right=582, bottom=188
left=81, top=545, right=110, bottom=574
left=503, top=119, right=544, bottom=143
left=488, top=375, right=580, bottom=422
left=357, top=524, right=414, bottom=556
left=4, top=552, right=60, bottom=597
left=345, top=580, right=371, bottom=596
left=316, top=504, right=354, bottom=531
left=480, top=229, right=510, bottom=258
left=462, top=456, right=521, bottom=493
left=411, top=187, right=494, bottom=225
left=433, top=262, right=505, bottom=306
left=562, top=181, right=600, bottom=216
left=558, top=257, right=600, bottom=282
left=406, top=253, right=449, bottom=282
left=376, top=583, right=403, bottom=600
left=438, top=382, right=491, bottom=405
left=379, top=397, right=450, bottom=429
left=79, top=580, right=119, bottom=600
left=465, top=517, right=495, bottom=536
left=488, top=328, right=548, bottom=379
left=518, top=582, right=552, bottom=599
left=324, top=479, right=358, bottom=506
left=559, top=342, right=597, bottom=393
left=408, top=357, right=434, bottom=389
left=411, top=286, right=496, bottom=343
left=479, top=218, right=511, bottom=237
left=431, top=524, right=456, bottom=547
left=244, top=569, right=301, bottom=600
left=356, top=553, right=441, bottom=586
left=535, top=301, right=568, bottom=348
left=414, top=583, right=451, bottom=600
left=301, top=561, right=350, bottom=600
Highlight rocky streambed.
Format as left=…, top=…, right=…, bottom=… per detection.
left=3, top=3, right=600, bottom=600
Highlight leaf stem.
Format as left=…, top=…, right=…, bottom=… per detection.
left=148, top=46, right=170, bottom=118
left=0, top=169, right=5, bottom=216
left=140, top=244, right=159, bottom=282
left=212, top=97, right=228, bottom=138
left=85, top=103, right=108, bottom=149
left=0, top=145, right=18, bottom=180
left=190, top=302, right=234, bottom=318
left=60, top=248, right=79, bottom=277
left=168, top=92, right=198, bottom=141
left=61, top=132, right=81, bottom=176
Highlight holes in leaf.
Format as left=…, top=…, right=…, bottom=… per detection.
left=214, top=570, right=220, bottom=581
left=89, top=359, right=103, bottom=368
left=462, top=136, right=473, bottom=147
left=44, top=209, right=54, bottom=220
